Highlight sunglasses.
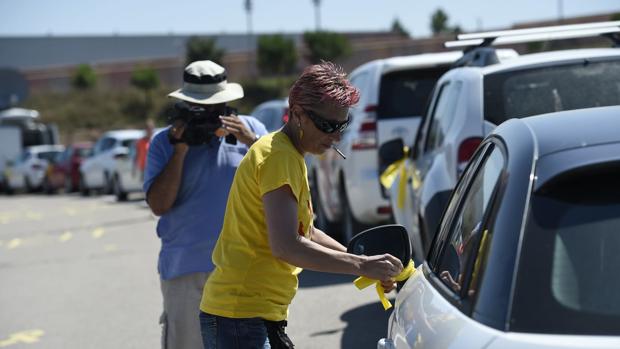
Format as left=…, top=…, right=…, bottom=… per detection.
left=302, top=107, right=351, bottom=134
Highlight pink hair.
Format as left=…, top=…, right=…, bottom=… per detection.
left=288, top=61, right=360, bottom=110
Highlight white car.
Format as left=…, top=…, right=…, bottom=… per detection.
left=79, top=129, right=144, bottom=195
left=386, top=22, right=620, bottom=261
left=5, top=145, right=65, bottom=193
left=362, top=106, right=620, bottom=349
left=111, top=128, right=165, bottom=201
left=251, top=98, right=288, bottom=132
left=311, top=51, right=517, bottom=243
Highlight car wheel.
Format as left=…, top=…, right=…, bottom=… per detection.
left=42, top=176, right=54, bottom=195
left=24, top=176, right=33, bottom=193
left=103, top=172, right=113, bottom=195
left=310, top=172, right=339, bottom=237
left=340, top=185, right=366, bottom=245
left=64, top=176, right=74, bottom=193
left=79, top=174, right=90, bottom=197
left=113, top=174, right=128, bottom=202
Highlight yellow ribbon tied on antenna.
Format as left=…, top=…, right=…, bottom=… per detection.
left=354, top=259, right=416, bottom=310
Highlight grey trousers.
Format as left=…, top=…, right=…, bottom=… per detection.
left=160, top=272, right=210, bottom=349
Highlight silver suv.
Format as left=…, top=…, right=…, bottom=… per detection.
left=382, top=21, right=620, bottom=261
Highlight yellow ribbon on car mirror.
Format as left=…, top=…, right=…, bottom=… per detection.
left=379, top=146, right=409, bottom=209
left=354, top=259, right=416, bottom=310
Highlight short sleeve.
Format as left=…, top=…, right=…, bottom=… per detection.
left=243, top=115, right=269, bottom=137
left=143, top=128, right=172, bottom=194
left=257, top=151, right=304, bottom=202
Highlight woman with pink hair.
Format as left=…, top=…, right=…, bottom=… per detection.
left=199, top=61, right=403, bottom=348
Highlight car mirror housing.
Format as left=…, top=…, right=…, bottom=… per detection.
left=378, top=138, right=405, bottom=172
left=347, top=224, right=411, bottom=267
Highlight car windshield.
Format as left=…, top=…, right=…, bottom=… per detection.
left=37, top=151, right=60, bottom=161
left=483, top=58, right=620, bottom=125
left=511, top=164, right=620, bottom=335
left=378, top=67, right=448, bottom=119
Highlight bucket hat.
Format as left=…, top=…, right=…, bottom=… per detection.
left=168, top=60, right=244, bottom=104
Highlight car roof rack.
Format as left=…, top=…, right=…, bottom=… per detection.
left=446, top=21, right=620, bottom=68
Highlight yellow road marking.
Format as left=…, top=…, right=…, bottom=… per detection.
left=91, top=228, right=105, bottom=239
left=104, top=244, right=118, bottom=252
left=0, top=329, right=44, bottom=347
left=59, top=231, right=73, bottom=242
left=64, top=208, right=78, bottom=216
left=7, top=239, right=22, bottom=249
left=25, top=212, right=43, bottom=221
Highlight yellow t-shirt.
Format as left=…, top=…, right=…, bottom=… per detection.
left=200, top=131, right=313, bottom=321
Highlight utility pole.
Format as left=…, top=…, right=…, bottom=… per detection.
left=244, top=0, right=253, bottom=76
left=313, top=0, right=321, bottom=31
left=557, top=0, right=564, bottom=22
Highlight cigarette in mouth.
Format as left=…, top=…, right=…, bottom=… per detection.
left=332, top=145, right=346, bottom=159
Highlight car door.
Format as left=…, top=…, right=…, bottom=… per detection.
left=411, top=80, right=462, bottom=254
left=390, top=141, right=506, bottom=349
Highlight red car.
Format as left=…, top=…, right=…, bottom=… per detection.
left=43, top=142, right=93, bottom=193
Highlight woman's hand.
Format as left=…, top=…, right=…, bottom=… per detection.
left=360, top=254, right=403, bottom=281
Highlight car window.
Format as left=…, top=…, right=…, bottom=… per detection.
left=349, top=71, right=370, bottom=106
left=37, top=151, right=60, bottom=162
left=121, top=139, right=134, bottom=148
left=484, top=58, right=620, bottom=125
left=378, top=67, right=447, bottom=120
left=426, top=81, right=462, bottom=151
left=434, top=145, right=504, bottom=295
left=512, top=165, right=620, bottom=335
left=255, top=107, right=284, bottom=132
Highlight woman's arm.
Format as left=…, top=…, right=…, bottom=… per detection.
left=263, top=185, right=402, bottom=281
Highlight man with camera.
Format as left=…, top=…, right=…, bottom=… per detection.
left=143, top=60, right=267, bottom=349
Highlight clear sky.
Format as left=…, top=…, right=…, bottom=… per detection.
left=1, top=0, right=619, bottom=38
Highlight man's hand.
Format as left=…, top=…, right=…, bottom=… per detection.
left=220, top=114, right=257, bottom=146
left=169, top=121, right=189, bottom=153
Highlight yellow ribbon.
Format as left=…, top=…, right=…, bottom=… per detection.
left=354, top=260, right=416, bottom=310
left=379, top=147, right=410, bottom=209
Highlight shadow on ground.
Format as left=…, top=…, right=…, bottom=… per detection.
left=298, top=270, right=355, bottom=288
left=339, top=301, right=393, bottom=349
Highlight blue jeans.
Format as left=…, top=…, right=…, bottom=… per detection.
left=200, top=312, right=270, bottom=349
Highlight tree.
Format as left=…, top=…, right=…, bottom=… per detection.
left=185, top=36, right=225, bottom=65
left=430, top=8, right=449, bottom=35
left=257, top=34, right=297, bottom=76
left=303, top=31, right=352, bottom=64
left=72, top=64, right=97, bottom=90
left=130, top=66, right=160, bottom=119
left=391, top=18, right=410, bottom=37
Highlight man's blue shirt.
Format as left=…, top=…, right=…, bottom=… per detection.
left=143, top=116, right=268, bottom=280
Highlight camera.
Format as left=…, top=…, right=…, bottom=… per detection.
left=168, top=102, right=237, bottom=146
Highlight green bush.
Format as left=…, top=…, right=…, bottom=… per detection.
left=303, top=31, right=351, bottom=64
left=72, top=64, right=97, bottom=90
left=257, top=34, right=297, bottom=76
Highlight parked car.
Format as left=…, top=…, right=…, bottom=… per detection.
left=370, top=105, right=620, bottom=348
left=251, top=98, right=288, bottom=132
left=5, top=144, right=65, bottom=193
left=110, top=128, right=164, bottom=201
left=385, top=22, right=620, bottom=259
left=42, top=142, right=93, bottom=193
left=311, top=50, right=517, bottom=243
left=79, top=129, right=144, bottom=195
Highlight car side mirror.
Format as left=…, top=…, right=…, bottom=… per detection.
left=347, top=224, right=411, bottom=267
left=113, top=147, right=129, bottom=159
left=378, top=138, right=405, bottom=173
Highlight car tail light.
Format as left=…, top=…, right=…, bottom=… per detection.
left=351, top=105, right=377, bottom=150
left=282, top=107, right=289, bottom=124
left=376, top=205, right=392, bottom=215
left=457, top=137, right=483, bottom=176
